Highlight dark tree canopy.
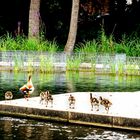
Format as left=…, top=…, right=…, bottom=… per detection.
left=0, top=0, right=140, bottom=46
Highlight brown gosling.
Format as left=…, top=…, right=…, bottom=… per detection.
left=68, top=94, right=76, bottom=109
left=39, top=92, right=46, bottom=104
left=5, top=91, right=13, bottom=103
left=45, top=91, right=53, bottom=107
left=90, top=93, right=99, bottom=111
left=99, top=96, right=112, bottom=113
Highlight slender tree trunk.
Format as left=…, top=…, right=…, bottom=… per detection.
left=28, top=0, right=41, bottom=38
left=64, top=0, right=79, bottom=54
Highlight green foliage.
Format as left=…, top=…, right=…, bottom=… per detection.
left=76, top=31, right=140, bottom=57
left=66, top=55, right=82, bottom=71
left=0, top=34, right=58, bottom=52
left=39, top=55, right=54, bottom=73
left=13, top=53, right=24, bottom=72
left=75, top=40, right=98, bottom=53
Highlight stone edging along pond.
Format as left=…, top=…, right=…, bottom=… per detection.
left=0, top=92, right=140, bottom=132
left=0, top=103, right=140, bottom=132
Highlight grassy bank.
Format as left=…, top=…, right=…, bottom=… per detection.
left=0, top=32, right=140, bottom=56
left=0, top=34, right=58, bottom=52
left=75, top=32, right=140, bottom=57
left=0, top=33, right=140, bottom=75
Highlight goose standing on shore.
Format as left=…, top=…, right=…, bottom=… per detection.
left=19, top=75, right=34, bottom=100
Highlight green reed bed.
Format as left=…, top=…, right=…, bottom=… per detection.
left=39, top=54, right=54, bottom=73
left=0, top=32, right=140, bottom=75
left=0, top=34, right=58, bottom=52
left=76, top=32, right=140, bottom=57
left=66, top=54, right=82, bottom=71
left=13, top=53, right=24, bottom=72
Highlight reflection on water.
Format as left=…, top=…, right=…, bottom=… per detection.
left=0, top=71, right=140, bottom=100
left=0, top=71, right=140, bottom=139
left=0, top=117, right=140, bottom=140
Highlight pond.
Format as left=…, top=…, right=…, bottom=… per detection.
left=0, top=71, right=140, bottom=139
left=1, top=71, right=140, bottom=100
left=0, top=117, right=140, bottom=140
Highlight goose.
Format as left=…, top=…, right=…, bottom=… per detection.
left=19, top=75, right=34, bottom=100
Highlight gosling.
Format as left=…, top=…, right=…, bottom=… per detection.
left=45, top=91, right=53, bottom=107
left=90, top=93, right=99, bottom=111
left=68, top=94, right=76, bottom=109
left=5, top=91, right=13, bottom=103
left=99, top=96, right=112, bottom=113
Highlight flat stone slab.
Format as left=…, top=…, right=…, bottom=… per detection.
left=0, top=92, right=140, bottom=131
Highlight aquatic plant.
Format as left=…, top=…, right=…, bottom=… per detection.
left=13, top=53, right=24, bottom=72
left=39, top=54, right=54, bottom=73
left=66, top=54, right=82, bottom=71
left=75, top=40, right=98, bottom=54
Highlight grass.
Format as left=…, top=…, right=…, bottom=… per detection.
left=0, top=31, right=140, bottom=56
left=0, top=32, right=140, bottom=75
left=13, top=53, right=24, bottom=72
left=39, top=54, right=54, bottom=73
left=0, top=33, right=59, bottom=52
left=76, top=31, right=140, bottom=57
left=66, top=55, right=82, bottom=71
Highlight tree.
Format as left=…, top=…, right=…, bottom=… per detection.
left=28, top=0, right=41, bottom=38
left=64, top=0, right=80, bottom=54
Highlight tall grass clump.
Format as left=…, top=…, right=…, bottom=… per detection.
left=109, top=33, right=140, bottom=57
left=75, top=31, right=115, bottom=55
left=98, top=31, right=115, bottom=54
left=75, top=30, right=140, bottom=57
left=66, top=54, right=82, bottom=71
left=20, top=38, right=58, bottom=52
left=75, top=40, right=98, bottom=54
left=13, top=53, right=24, bottom=71
left=0, top=33, right=59, bottom=52
left=75, top=40, right=98, bottom=70
left=39, top=54, right=54, bottom=73
left=0, top=34, right=23, bottom=51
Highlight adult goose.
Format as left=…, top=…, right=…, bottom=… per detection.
left=19, top=75, right=34, bottom=100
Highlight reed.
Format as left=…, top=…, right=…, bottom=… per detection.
left=75, top=40, right=98, bottom=54
left=13, top=53, right=24, bottom=72
left=0, top=34, right=58, bottom=52
left=39, top=54, right=54, bottom=73
left=66, top=54, right=82, bottom=71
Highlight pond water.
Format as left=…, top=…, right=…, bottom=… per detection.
left=0, top=117, right=140, bottom=140
left=0, top=71, right=140, bottom=139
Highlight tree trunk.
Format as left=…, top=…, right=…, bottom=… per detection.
left=64, top=0, right=79, bottom=54
left=28, top=0, right=41, bottom=38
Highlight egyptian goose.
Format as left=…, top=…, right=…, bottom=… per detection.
left=99, top=96, right=112, bottom=113
left=19, top=75, right=34, bottom=100
left=5, top=91, right=13, bottom=102
left=90, top=93, right=99, bottom=111
left=68, top=94, right=76, bottom=109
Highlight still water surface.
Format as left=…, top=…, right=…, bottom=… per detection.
left=0, top=71, right=140, bottom=139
